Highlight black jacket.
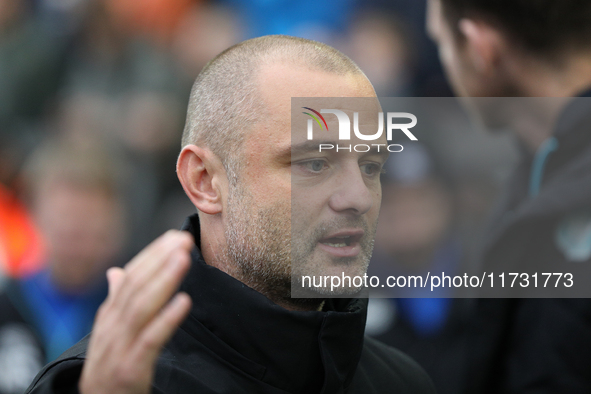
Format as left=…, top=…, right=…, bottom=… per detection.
left=466, top=94, right=591, bottom=393
left=25, top=214, right=435, bottom=394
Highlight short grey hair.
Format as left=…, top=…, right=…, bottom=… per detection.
left=181, top=35, right=365, bottom=171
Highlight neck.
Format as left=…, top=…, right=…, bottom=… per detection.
left=509, top=99, right=566, bottom=153
left=515, top=52, right=591, bottom=97
left=199, top=215, right=236, bottom=275
left=504, top=51, right=591, bottom=152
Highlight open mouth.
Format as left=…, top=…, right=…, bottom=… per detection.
left=317, top=231, right=364, bottom=257
left=320, top=234, right=362, bottom=248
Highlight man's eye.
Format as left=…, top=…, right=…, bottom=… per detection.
left=360, top=163, right=382, bottom=176
left=304, top=160, right=327, bottom=172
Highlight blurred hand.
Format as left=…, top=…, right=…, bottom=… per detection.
left=79, top=230, right=194, bottom=394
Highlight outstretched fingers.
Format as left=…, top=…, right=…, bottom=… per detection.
left=79, top=230, right=194, bottom=394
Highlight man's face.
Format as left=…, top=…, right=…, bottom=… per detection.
left=222, top=63, right=385, bottom=299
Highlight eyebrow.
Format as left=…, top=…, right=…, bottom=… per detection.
left=285, top=140, right=391, bottom=160
left=290, top=140, right=335, bottom=156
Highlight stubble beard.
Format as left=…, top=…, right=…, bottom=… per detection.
left=223, top=173, right=377, bottom=303
left=291, top=217, right=375, bottom=297
left=224, top=177, right=293, bottom=302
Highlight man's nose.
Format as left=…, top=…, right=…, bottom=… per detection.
left=328, top=164, right=375, bottom=215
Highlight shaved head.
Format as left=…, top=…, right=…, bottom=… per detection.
left=181, top=35, right=366, bottom=171
left=176, top=35, right=379, bottom=308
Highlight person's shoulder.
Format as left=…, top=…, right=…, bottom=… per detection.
left=25, top=335, right=89, bottom=394
left=350, top=335, right=436, bottom=394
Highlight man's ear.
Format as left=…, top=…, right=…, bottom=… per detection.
left=177, top=145, right=225, bottom=215
left=458, top=18, right=505, bottom=75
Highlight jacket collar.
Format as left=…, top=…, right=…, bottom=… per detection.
left=520, top=92, right=591, bottom=216
left=482, top=91, right=591, bottom=251
left=178, top=214, right=367, bottom=393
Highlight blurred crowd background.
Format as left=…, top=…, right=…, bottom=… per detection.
left=0, top=0, right=518, bottom=393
